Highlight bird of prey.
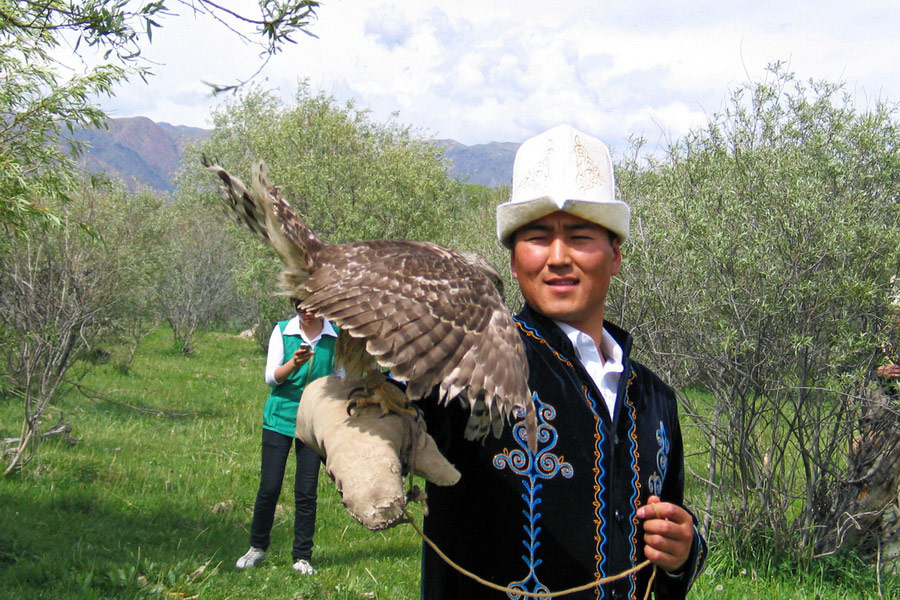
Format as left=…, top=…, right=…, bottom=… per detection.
left=205, top=160, right=537, bottom=453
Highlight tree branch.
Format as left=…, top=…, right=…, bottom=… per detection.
left=67, top=379, right=191, bottom=418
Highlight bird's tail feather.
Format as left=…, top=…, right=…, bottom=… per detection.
left=203, top=156, right=270, bottom=243
left=463, top=393, right=538, bottom=455
left=524, top=399, right=538, bottom=454
left=204, top=158, right=323, bottom=297
left=249, top=161, right=324, bottom=265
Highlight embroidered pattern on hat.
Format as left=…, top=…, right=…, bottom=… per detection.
left=519, top=145, right=554, bottom=191
left=573, top=134, right=605, bottom=193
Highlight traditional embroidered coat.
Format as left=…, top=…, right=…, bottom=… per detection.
left=420, top=304, right=706, bottom=600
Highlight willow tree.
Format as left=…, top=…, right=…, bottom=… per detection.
left=613, top=64, right=899, bottom=568
left=181, top=84, right=476, bottom=347
left=0, top=0, right=320, bottom=239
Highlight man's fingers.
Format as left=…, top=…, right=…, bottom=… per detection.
left=638, top=498, right=694, bottom=572
left=642, top=543, right=683, bottom=571
left=641, top=516, right=679, bottom=537
left=644, top=525, right=692, bottom=572
left=638, top=500, right=692, bottom=525
left=636, top=495, right=660, bottom=520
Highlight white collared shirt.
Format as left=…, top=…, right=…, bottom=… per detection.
left=554, top=321, right=624, bottom=418
left=264, top=316, right=338, bottom=387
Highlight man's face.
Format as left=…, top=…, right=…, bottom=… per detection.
left=510, top=211, right=621, bottom=332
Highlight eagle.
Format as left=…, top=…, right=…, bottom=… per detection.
left=205, top=160, right=537, bottom=453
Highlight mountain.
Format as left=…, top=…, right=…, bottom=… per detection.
left=67, top=117, right=209, bottom=193
left=69, top=117, right=517, bottom=192
left=438, top=139, right=519, bottom=187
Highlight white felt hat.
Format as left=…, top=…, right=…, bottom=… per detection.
left=497, top=124, right=630, bottom=247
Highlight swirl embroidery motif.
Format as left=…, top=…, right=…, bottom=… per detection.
left=573, top=134, right=604, bottom=193
left=493, top=393, right=573, bottom=599
left=647, top=421, right=669, bottom=496
left=519, top=145, right=554, bottom=191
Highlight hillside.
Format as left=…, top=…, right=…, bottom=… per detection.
left=438, top=139, right=519, bottom=187
left=67, top=117, right=209, bottom=192
left=68, top=117, right=517, bottom=192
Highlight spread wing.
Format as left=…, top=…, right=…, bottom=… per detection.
left=301, top=239, right=534, bottom=445
left=205, top=159, right=536, bottom=451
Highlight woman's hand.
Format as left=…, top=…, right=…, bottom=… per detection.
left=274, top=346, right=313, bottom=383
left=291, top=346, right=313, bottom=368
left=877, top=363, right=900, bottom=380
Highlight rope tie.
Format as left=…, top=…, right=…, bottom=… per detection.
left=402, top=506, right=657, bottom=599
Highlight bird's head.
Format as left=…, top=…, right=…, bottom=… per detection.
left=459, top=251, right=504, bottom=297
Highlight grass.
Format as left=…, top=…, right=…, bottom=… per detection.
left=1, top=328, right=896, bottom=599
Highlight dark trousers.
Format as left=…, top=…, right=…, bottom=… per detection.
left=249, top=427, right=321, bottom=561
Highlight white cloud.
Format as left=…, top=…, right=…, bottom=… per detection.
left=90, top=0, right=899, bottom=150
left=364, top=4, right=414, bottom=49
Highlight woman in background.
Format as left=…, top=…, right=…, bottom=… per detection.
left=236, top=298, right=338, bottom=574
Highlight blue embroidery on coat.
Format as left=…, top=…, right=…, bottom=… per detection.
left=647, top=421, right=670, bottom=496
left=493, top=392, right=573, bottom=599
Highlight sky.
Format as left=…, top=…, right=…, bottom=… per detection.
left=87, top=0, right=899, bottom=154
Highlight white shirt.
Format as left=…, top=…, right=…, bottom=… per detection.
left=554, top=321, right=624, bottom=418
left=264, top=316, right=338, bottom=387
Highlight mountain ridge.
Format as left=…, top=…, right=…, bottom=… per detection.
left=68, top=117, right=517, bottom=193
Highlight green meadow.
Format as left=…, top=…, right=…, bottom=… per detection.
left=1, top=328, right=894, bottom=599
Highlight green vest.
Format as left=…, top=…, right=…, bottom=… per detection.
left=262, top=320, right=338, bottom=437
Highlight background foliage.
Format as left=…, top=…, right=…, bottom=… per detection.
left=0, top=14, right=898, bottom=589
left=0, top=0, right=325, bottom=467
left=180, top=84, right=491, bottom=346
left=0, top=0, right=320, bottom=237
left=613, top=64, right=899, bottom=566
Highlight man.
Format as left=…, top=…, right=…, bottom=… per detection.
left=420, top=125, right=706, bottom=599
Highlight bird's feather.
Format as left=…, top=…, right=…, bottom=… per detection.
left=206, top=160, right=537, bottom=452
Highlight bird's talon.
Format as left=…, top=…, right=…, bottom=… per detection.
left=393, top=404, right=419, bottom=418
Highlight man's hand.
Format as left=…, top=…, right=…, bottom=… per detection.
left=636, top=495, right=694, bottom=573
